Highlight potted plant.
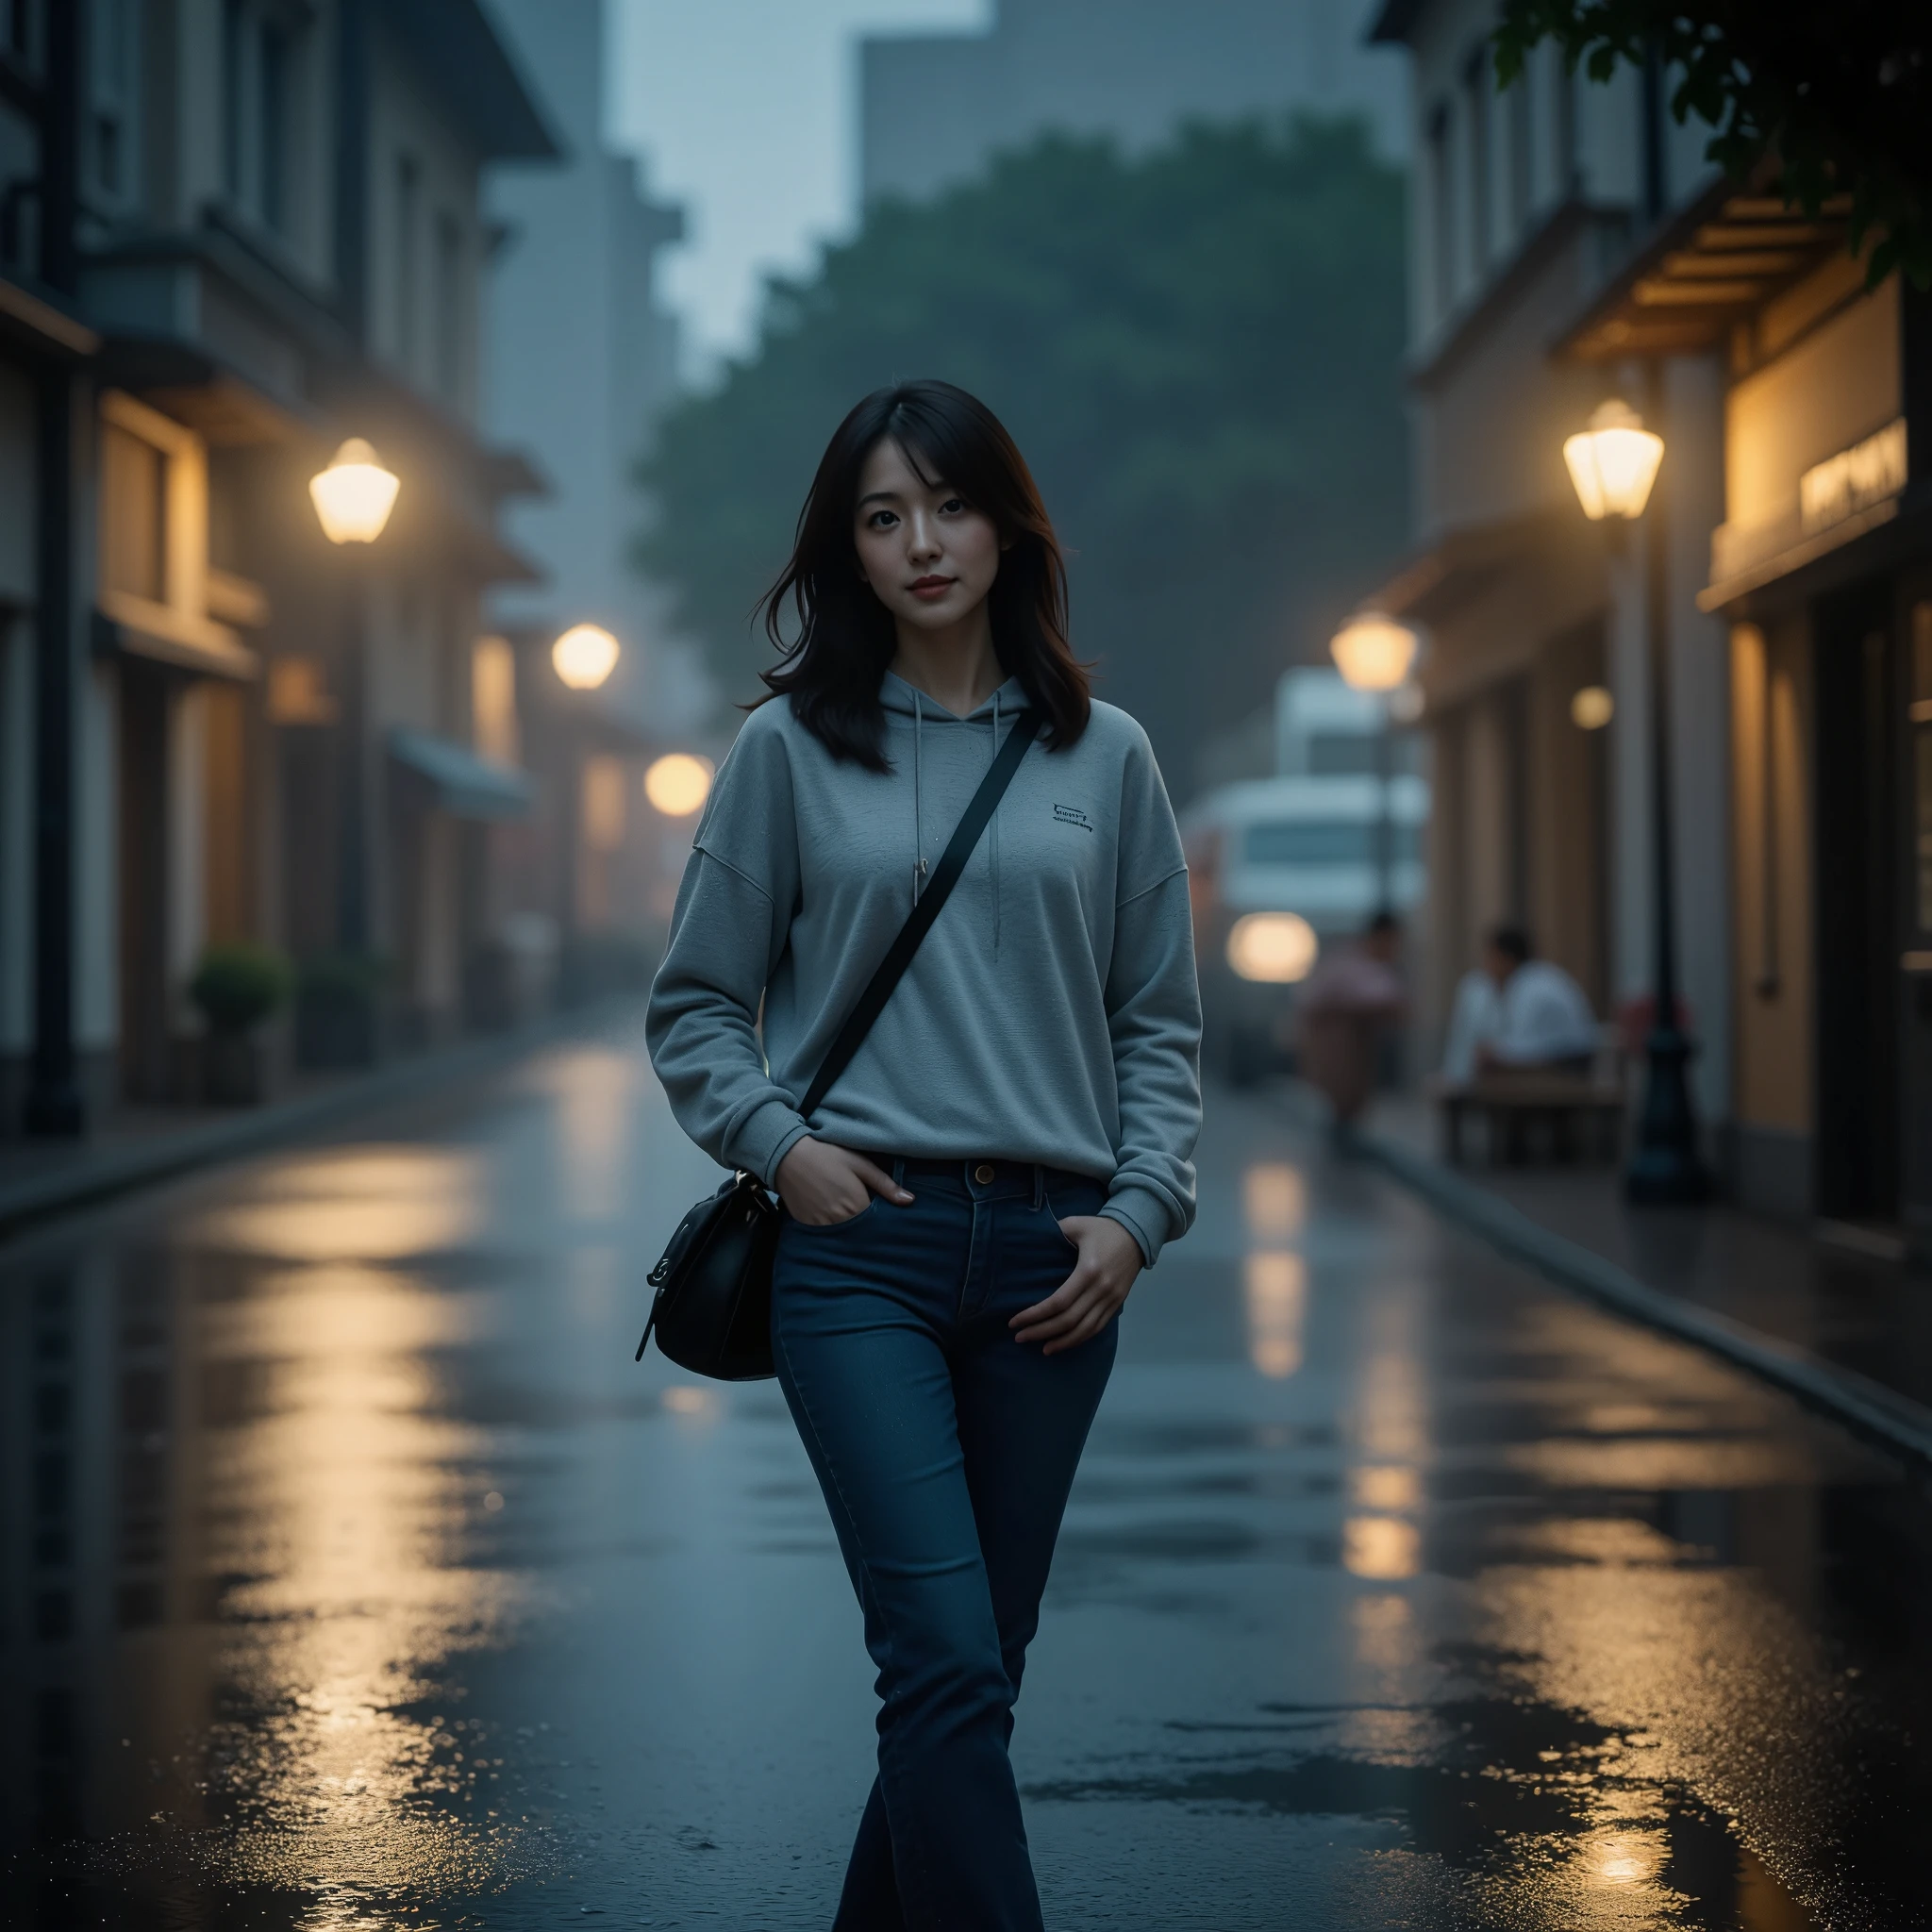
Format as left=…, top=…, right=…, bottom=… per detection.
left=294, top=951, right=389, bottom=1069
left=188, top=942, right=292, bottom=1105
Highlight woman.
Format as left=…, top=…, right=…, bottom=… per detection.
left=646, top=379, right=1202, bottom=1929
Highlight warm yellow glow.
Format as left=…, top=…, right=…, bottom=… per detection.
left=1563, top=399, right=1664, bottom=520
left=1580, top=1831, right=1666, bottom=1888
left=1351, top=1464, right=1422, bottom=1510
left=1242, top=1161, right=1306, bottom=1241
left=471, top=636, right=519, bottom=766
left=644, top=752, right=715, bottom=817
left=1342, top=1515, right=1421, bottom=1580
left=663, top=1386, right=716, bottom=1418
left=1329, top=611, right=1420, bottom=691
left=1243, top=1251, right=1307, bottom=1378
left=1571, top=684, right=1615, bottom=731
left=1226, top=910, right=1317, bottom=983
left=308, top=438, right=400, bottom=544
left=551, top=622, right=621, bottom=691
left=581, top=754, right=627, bottom=853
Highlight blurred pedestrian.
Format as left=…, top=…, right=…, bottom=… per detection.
left=647, top=380, right=1203, bottom=1930
left=1294, top=911, right=1405, bottom=1138
left=1441, top=923, right=1597, bottom=1081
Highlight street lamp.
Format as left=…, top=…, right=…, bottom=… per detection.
left=1330, top=611, right=1420, bottom=913
left=308, top=438, right=400, bottom=544
left=1329, top=611, right=1420, bottom=693
left=1562, top=399, right=1664, bottom=523
left=552, top=623, right=621, bottom=691
left=644, top=753, right=714, bottom=817
left=1563, top=391, right=1707, bottom=1204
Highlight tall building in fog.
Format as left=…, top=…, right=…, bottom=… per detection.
left=480, top=0, right=693, bottom=724
left=859, top=0, right=1407, bottom=206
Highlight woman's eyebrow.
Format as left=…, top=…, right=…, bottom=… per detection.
left=856, top=490, right=905, bottom=508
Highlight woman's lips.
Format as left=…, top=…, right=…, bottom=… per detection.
left=909, top=576, right=955, bottom=600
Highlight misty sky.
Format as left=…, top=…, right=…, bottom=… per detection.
left=610, top=0, right=989, bottom=372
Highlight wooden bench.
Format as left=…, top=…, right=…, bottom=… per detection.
left=1430, top=1056, right=1626, bottom=1168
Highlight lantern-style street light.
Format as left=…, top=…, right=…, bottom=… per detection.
left=1330, top=611, right=1420, bottom=913
left=552, top=623, right=621, bottom=691
left=1562, top=399, right=1664, bottom=522
left=1329, top=610, right=1420, bottom=692
left=1563, top=392, right=1707, bottom=1204
left=308, top=438, right=401, bottom=544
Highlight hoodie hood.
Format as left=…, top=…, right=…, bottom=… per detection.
left=878, top=669, right=1027, bottom=720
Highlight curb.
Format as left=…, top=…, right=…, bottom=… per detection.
left=0, top=998, right=643, bottom=1247
left=1351, top=1123, right=1932, bottom=1473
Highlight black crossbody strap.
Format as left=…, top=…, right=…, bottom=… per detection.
left=797, top=710, right=1040, bottom=1120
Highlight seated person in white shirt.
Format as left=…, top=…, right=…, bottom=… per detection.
left=1441, top=924, right=1599, bottom=1084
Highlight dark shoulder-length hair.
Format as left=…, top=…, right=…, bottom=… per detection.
left=757, top=380, right=1090, bottom=770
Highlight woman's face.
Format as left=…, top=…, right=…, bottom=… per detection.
left=853, top=437, right=1003, bottom=636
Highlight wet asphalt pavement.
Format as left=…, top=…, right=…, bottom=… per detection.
left=4, top=1009, right=1931, bottom=1930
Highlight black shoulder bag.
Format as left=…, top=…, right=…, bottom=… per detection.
left=637, top=710, right=1041, bottom=1381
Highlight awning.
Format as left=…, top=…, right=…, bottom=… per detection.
left=1556, top=173, right=1852, bottom=363
left=389, top=726, right=534, bottom=820
left=93, top=592, right=259, bottom=681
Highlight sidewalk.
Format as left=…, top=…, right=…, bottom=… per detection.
left=1303, top=1087, right=1932, bottom=1468
left=0, top=999, right=641, bottom=1243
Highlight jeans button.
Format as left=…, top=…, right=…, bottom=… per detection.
left=974, top=1162, right=996, bottom=1185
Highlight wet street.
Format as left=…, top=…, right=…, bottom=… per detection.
left=5, top=1009, right=1931, bottom=1930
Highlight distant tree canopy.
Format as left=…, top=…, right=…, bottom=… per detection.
left=635, top=118, right=1408, bottom=792
left=1494, top=2, right=1929, bottom=289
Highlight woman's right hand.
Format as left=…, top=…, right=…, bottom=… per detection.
left=775, top=1138, right=914, bottom=1225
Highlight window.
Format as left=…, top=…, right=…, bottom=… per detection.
left=1427, top=100, right=1455, bottom=319
left=259, top=20, right=288, bottom=233
left=101, top=423, right=167, bottom=603
left=1462, top=43, right=1491, bottom=274
left=222, top=0, right=244, bottom=200
left=472, top=637, right=518, bottom=766
left=90, top=0, right=134, bottom=198
left=433, top=212, right=462, bottom=403
left=1556, top=49, right=1579, bottom=193
left=1243, top=822, right=1422, bottom=867
left=395, top=155, right=420, bottom=373
left=1506, top=65, right=1533, bottom=235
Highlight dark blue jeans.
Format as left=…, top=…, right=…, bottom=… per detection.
left=772, top=1158, right=1118, bottom=1932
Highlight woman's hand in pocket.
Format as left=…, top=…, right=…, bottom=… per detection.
left=1011, top=1215, right=1142, bottom=1354
left=775, top=1139, right=913, bottom=1225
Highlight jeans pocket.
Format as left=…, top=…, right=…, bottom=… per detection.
left=1041, top=1181, right=1107, bottom=1257
left=788, top=1196, right=879, bottom=1234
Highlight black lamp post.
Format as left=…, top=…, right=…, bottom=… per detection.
left=1562, top=384, right=1709, bottom=1204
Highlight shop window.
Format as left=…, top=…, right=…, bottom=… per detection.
left=582, top=756, right=627, bottom=854
left=100, top=422, right=167, bottom=604
left=472, top=636, right=518, bottom=767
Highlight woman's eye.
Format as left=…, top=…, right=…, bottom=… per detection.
left=941, top=498, right=966, bottom=514
left=867, top=510, right=897, bottom=529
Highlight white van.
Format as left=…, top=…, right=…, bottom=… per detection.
left=1184, top=674, right=1428, bottom=1082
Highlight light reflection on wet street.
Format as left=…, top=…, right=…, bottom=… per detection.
left=4, top=1011, right=1929, bottom=1928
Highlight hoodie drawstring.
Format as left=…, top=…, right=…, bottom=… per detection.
left=991, top=689, right=1001, bottom=958
left=908, top=682, right=1003, bottom=950
left=911, top=689, right=927, bottom=903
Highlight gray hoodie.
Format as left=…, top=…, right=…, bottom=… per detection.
left=645, top=673, right=1202, bottom=1263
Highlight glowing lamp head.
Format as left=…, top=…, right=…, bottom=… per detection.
left=308, top=438, right=400, bottom=544
left=1226, top=910, right=1318, bottom=984
left=643, top=752, right=714, bottom=817
left=1563, top=399, right=1664, bottom=521
left=1329, top=612, right=1420, bottom=692
left=1570, top=684, right=1615, bottom=731
left=551, top=623, right=621, bottom=691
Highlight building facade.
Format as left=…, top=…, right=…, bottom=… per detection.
left=860, top=0, right=1407, bottom=207
left=1559, top=186, right=1932, bottom=1242
left=1366, top=0, right=1733, bottom=1147
left=0, top=0, right=560, bottom=1133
